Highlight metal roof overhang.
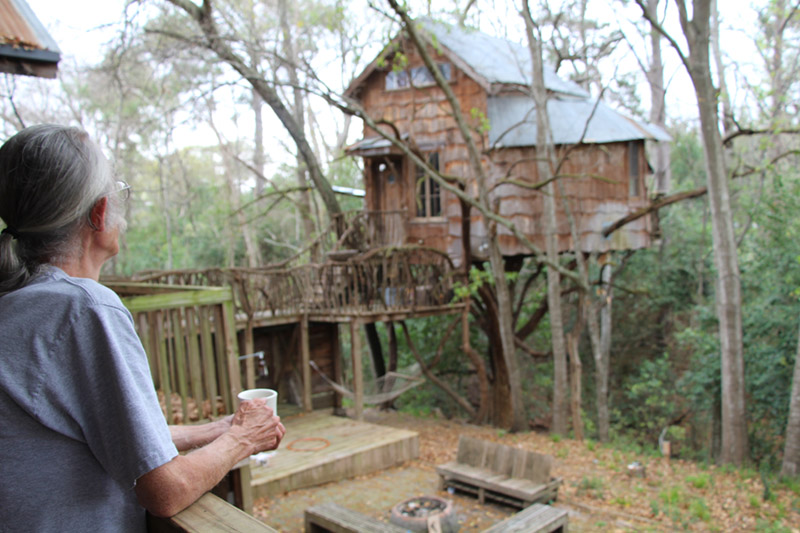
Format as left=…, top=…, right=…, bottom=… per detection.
left=0, top=0, right=61, bottom=79
left=345, top=134, right=411, bottom=157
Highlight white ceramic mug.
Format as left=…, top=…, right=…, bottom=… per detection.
left=237, top=388, right=278, bottom=415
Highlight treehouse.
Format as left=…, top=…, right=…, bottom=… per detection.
left=345, top=19, right=670, bottom=265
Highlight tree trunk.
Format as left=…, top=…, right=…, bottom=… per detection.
left=157, top=156, right=174, bottom=269
left=523, top=0, right=569, bottom=436
left=389, top=0, right=526, bottom=431
left=567, top=294, right=586, bottom=441
left=781, top=322, right=800, bottom=477
left=278, top=0, right=319, bottom=260
left=166, top=0, right=342, bottom=224
left=596, top=263, right=613, bottom=441
left=251, top=83, right=266, bottom=196
left=647, top=0, right=672, bottom=195
left=710, top=0, right=734, bottom=136
left=380, top=321, right=399, bottom=410
left=678, top=0, right=748, bottom=465
left=365, top=322, right=386, bottom=378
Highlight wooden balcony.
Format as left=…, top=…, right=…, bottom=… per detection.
left=130, top=244, right=462, bottom=326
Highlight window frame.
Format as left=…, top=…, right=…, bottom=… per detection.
left=414, top=152, right=443, bottom=220
left=385, top=63, right=452, bottom=91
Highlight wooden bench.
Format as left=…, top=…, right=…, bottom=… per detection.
left=483, top=503, right=568, bottom=532
left=304, top=502, right=405, bottom=533
left=436, top=436, right=562, bottom=509
left=147, top=493, right=278, bottom=532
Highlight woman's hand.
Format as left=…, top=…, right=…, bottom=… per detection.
left=229, top=399, right=286, bottom=455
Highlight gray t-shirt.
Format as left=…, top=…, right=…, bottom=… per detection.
left=0, top=267, right=178, bottom=532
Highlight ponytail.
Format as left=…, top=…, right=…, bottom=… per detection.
left=0, top=124, right=115, bottom=296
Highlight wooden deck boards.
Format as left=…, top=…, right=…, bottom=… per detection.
left=250, top=410, right=419, bottom=499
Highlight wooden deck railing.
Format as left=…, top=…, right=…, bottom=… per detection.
left=147, top=493, right=277, bottom=533
left=131, top=246, right=460, bottom=320
left=106, top=283, right=242, bottom=424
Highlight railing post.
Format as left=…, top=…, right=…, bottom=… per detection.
left=350, top=319, right=364, bottom=421
left=301, top=314, right=312, bottom=413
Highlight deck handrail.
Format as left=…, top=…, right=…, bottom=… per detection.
left=123, top=244, right=462, bottom=320
left=146, top=493, right=277, bottom=532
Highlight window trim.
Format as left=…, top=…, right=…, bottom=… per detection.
left=414, top=152, right=443, bottom=219
left=385, top=63, right=452, bottom=91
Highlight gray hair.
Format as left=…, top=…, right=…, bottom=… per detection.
left=0, top=124, right=123, bottom=296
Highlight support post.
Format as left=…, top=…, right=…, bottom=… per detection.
left=301, top=314, right=312, bottom=413
left=350, top=319, right=364, bottom=421
left=244, top=318, right=255, bottom=390
left=222, top=299, right=242, bottom=407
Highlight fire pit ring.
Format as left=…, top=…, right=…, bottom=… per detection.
left=389, top=495, right=459, bottom=532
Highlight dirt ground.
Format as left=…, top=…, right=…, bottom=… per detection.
left=253, top=409, right=800, bottom=532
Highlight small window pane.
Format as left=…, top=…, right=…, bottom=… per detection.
left=386, top=63, right=451, bottom=91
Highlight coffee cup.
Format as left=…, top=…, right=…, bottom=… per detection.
left=237, top=388, right=278, bottom=415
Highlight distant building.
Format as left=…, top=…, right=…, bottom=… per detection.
left=346, top=19, right=669, bottom=264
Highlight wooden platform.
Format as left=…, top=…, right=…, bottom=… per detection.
left=250, top=410, right=419, bottom=500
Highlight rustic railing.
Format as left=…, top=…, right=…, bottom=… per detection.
left=131, top=246, right=459, bottom=319
left=106, top=283, right=242, bottom=424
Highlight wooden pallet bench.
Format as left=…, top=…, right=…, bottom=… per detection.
left=304, top=502, right=405, bottom=533
left=483, top=503, right=568, bottom=533
left=436, top=436, right=563, bottom=509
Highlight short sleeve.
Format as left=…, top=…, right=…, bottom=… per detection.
left=33, top=300, right=177, bottom=488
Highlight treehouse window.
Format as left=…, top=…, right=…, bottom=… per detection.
left=628, top=141, right=640, bottom=197
left=386, top=63, right=452, bottom=91
left=415, top=152, right=442, bottom=218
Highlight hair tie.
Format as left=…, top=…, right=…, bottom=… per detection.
left=1, top=226, right=20, bottom=239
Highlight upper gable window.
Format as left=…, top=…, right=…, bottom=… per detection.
left=386, top=63, right=452, bottom=91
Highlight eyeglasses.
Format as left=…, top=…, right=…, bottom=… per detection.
left=115, top=180, right=131, bottom=201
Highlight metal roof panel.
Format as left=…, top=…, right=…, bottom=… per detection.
left=0, top=0, right=60, bottom=60
left=419, top=18, right=588, bottom=97
left=488, top=95, right=671, bottom=146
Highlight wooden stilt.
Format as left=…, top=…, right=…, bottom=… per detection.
left=301, top=314, right=312, bottom=412
left=351, top=320, right=364, bottom=421
left=244, top=318, right=256, bottom=390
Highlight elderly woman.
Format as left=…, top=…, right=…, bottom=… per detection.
left=0, top=124, right=285, bottom=532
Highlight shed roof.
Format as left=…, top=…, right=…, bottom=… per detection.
left=346, top=19, right=669, bottom=148
left=0, top=0, right=60, bottom=78
left=417, top=18, right=588, bottom=98
left=489, top=94, right=671, bottom=147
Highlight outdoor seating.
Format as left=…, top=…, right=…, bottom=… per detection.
left=482, top=503, right=569, bottom=532
left=436, top=436, right=563, bottom=508
left=304, top=502, right=405, bottom=533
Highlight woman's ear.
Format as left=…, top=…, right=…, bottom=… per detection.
left=88, top=197, right=108, bottom=232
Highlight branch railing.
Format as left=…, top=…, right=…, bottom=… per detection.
left=131, top=247, right=460, bottom=319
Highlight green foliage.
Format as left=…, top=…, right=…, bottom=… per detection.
left=469, top=107, right=491, bottom=134
left=616, top=354, right=680, bottom=445
left=452, top=265, right=494, bottom=301
left=576, top=476, right=605, bottom=499
left=686, top=473, right=711, bottom=490
left=754, top=520, right=792, bottom=533
left=688, top=497, right=711, bottom=522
